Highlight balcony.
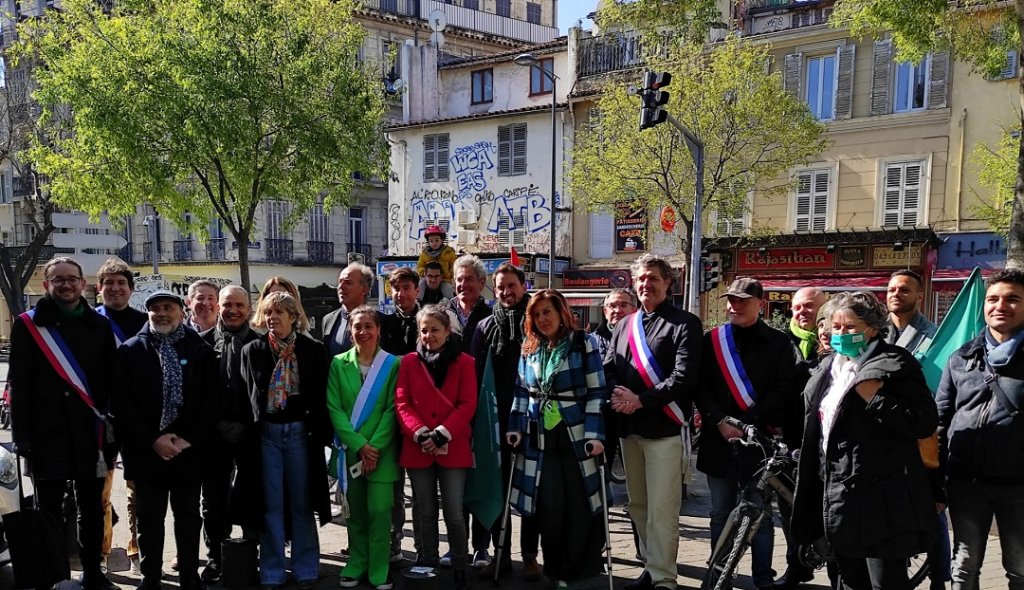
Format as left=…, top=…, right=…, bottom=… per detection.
left=117, top=244, right=133, bottom=264
left=347, top=243, right=373, bottom=264
left=142, top=242, right=155, bottom=264
left=362, top=0, right=418, bottom=17
left=577, top=34, right=647, bottom=79
left=206, top=238, right=227, bottom=261
left=266, top=238, right=294, bottom=263
left=173, top=239, right=194, bottom=261
left=307, top=240, right=335, bottom=265
left=360, top=0, right=557, bottom=44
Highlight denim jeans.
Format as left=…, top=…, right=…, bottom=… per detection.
left=260, top=421, right=320, bottom=585
left=408, top=465, right=468, bottom=569
left=929, top=510, right=952, bottom=588
left=948, top=480, right=1024, bottom=590
left=707, top=475, right=776, bottom=587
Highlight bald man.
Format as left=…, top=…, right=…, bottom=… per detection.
left=787, top=287, right=827, bottom=362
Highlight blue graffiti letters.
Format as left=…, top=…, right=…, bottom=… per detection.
left=450, top=141, right=496, bottom=201
left=486, top=185, right=551, bottom=233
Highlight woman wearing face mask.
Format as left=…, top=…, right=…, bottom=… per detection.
left=790, top=291, right=938, bottom=590
left=394, top=305, right=477, bottom=590
left=507, top=290, right=607, bottom=590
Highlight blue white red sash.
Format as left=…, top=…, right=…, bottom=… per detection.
left=18, top=309, right=107, bottom=445
left=710, top=323, right=758, bottom=411
left=95, top=305, right=127, bottom=346
left=335, top=349, right=397, bottom=493
left=624, top=312, right=685, bottom=426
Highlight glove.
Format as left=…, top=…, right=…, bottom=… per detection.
left=429, top=429, right=451, bottom=447
left=414, top=430, right=432, bottom=444
left=217, top=421, right=245, bottom=443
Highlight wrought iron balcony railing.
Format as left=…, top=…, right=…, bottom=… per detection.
left=173, top=240, right=194, bottom=261
left=307, top=240, right=335, bottom=265
left=206, top=238, right=227, bottom=260
left=266, top=238, right=294, bottom=263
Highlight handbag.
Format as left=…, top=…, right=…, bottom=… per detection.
left=917, top=431, right=940, bottom=470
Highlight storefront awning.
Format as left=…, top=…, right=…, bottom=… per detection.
left=758, top=276, right=891, bottom=291
left=547, top=291, right=610, bottom=307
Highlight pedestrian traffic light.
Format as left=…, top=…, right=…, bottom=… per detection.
left=639, top=71, right=672, bottom=131
left=701, top=256, right=721, bottom=292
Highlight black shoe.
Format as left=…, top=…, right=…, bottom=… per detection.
left=137, top=579, right=164, bottom=590
left=773, top=568, right=814, bottom=590
left=80, top=572, right=118, bottom=590
left=200, top=562, right=222, bottom=583
left=181, top=574, right=208, bottom=590
left=624, top=571, right=654, bottom=590
left=478, top=557, right=513, bottom=579
left=454, top=569, right=469, bottom=590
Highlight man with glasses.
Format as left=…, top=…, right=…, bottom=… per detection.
left=9, top=257, right=119, bottom=590
left=418, top=261, right=449, bottom=306
left=595, top=288, right=638, bottom=357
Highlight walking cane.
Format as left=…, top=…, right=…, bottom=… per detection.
left=588, top=442, right=615, bottom=590
left=493, top=442, right=519, bottom=588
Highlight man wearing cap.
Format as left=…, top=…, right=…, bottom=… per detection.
left=322, top=262, right=374, bottom=359
left=697, top=278, right=802, bottom=590
left=9, top=256, right=120, bottom=590
left=604, top=254, right=702, bottom=590
left=114, top=290, right=220, bottom=590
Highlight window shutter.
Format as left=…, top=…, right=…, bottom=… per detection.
left=902, top=163, right=921, bottom=226
left=437, top=134, right=450, bottom=181
left=883, top=164, right=904, bottom=227
left=871, top=39, right=892, bottom=116
left=497, top=215, right=510, bottom=247
left=795, top=170, right=829, bottom=231
left=510, top=213, right=527, bottom=247
left=512, top=123, right=527, bottom=175
left=589, top=213, right=614, bottom=258
left=794, top=173, right=812, bottom=232
left=424, top=135, right=436, bottom=181
left=811, top=171, right=829, bottom=231
left=928, top=50, right=949, bottom=109
left=834, top=44, right=855, bottom=119
left=498, top=125, right=511, bottom=175
left=783, top=52, right=803, bottom=99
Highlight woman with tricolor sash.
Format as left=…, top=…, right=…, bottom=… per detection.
left=326, top=305, right=401, bottom=590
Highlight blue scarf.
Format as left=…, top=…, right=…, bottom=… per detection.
left=986, top=328, right=1024, bottom=368
left=152, top=324, right=187, bottom=430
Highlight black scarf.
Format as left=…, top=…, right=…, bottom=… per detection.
left=416, top=338, right=462, bottom=388
left=487, top=294, right=530, bottom=359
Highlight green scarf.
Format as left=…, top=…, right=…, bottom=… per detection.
left=540, top=337, right=570, bottom=430
left=789, top=318, right=817, bottom=360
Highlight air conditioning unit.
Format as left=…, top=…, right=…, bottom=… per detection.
left=456, top=230, right=476, bottom=245
left=456, top=209, right=476, bottom=226
left=348, top=252, right=367, bottom=265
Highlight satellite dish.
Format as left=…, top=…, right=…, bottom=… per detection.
left=430, top=31, right=446, bottom=48
left=428, top=9, right=447, bottom=32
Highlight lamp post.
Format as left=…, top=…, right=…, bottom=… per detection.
left=514, top=52, right=559, bottom=287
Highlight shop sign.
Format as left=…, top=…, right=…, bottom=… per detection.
left=872, top=245, right=922, bottom=268
left=534, top=257, right=571, bottom=274
left=937, top=232, right=1007, bottom=270
left=615, top=202, right=647, bottom=252
left=837, top=246, right=866, bottom=269
left=737, top=247, right=834, bottom=271
left=563, top=268, right=633, bottom=289
left=766, top=291, right=792, bottom=303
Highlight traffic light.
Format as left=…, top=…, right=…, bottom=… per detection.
left=701, top=256, right=721, bottom=292
left=639, top=71, right=672, bottom=131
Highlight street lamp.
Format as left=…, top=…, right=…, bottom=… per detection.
left=514, top=52, right=559, bottom=287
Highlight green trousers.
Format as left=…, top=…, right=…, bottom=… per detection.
left=341, top=477, right=395, bottom=585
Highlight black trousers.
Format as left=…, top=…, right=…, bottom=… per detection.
left=835, top=555, right=910, bottom=590
left=201, top=438, right=238, bottom=566
left=36, top=477, right=105, bottom=581
left=135, top=479, right=203, bottom=582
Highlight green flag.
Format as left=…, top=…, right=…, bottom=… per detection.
left=464, top=351, right=504, bottom=530
left=916, top=267, right=986, bottom=392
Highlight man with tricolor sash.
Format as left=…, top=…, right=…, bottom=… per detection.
left=604, top=254, right=702, bottom=590
left=9, top=256, right=120, bottom=590
left=697, top=277, right=802, bottom=590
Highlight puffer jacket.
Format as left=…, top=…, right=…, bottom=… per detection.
left=936, top=333, right=1024, bottom=485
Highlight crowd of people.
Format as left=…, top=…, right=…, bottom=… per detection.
left=6, top=250, right=1024, bottom=590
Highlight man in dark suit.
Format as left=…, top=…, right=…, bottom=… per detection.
left=322, top=262, right=373, bottom=359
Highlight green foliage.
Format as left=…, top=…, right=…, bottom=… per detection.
left=969, top=126, right=1018, bottom=235
left=13, top=0, right=389, bottom=285
left=595, top=0, right=721, bottom=46
left=568, top=36, right=829, bottom=249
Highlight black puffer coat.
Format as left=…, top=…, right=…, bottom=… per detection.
left=792, top=340, right=937, bottom=559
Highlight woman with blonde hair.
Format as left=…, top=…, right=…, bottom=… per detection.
left=254, top=276, right=309, bottom=333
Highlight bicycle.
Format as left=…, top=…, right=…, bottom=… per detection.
left=700, top=421, right=930, bottom=590
left=0, top=382, right=10, bottom=430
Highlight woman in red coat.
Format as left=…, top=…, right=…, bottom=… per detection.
left=395, top=304, right=477, bottom=590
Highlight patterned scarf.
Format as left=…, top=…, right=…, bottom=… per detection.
left=487, top=294, right=530, bottom=359
left=152, top=324, right=187, bottom=430
left=790, top=318, right=818, bottom=361
left=267, top=331, right=299, bottom=412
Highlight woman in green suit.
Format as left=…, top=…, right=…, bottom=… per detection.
left=326, top=305, right=401, bottom=590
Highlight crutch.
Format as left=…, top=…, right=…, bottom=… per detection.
left=588, top=441, right=615, bottom=590
left=493, top=443, right=518, bottom=588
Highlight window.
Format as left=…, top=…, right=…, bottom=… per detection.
left=805, top=54, right=836, bottom=120
left=589, top=212, right=613, bottom=258
left=894, top=56, right=929, bottom=112
left=309, top=201, right=330, bottom=242
left=529, top=58, right=554, bottom=95
left=178, top=212, right=193, bottom=240
left=463, top=0, right=479, bottom=8
left=496, top=0, right=511, bottom=17
left=713, top=207, right=747, bottom=236
left=0, top=172, right=7, bottom=204
left=208, top=217, right=224, bottom=239
left=526, top=2, right=541, bottom=24
left=793, top=168, right=831, bottom=232
left=498, top=123, right=527, bottom=176
left=266, top=200, right=290, bottom=239
left=382, top=40, right=400, bottom=82
left=471, top=69, right=493, bottom=104
left=880, top=160, right=925, bottom=227
left=349, top=207, right=365, bottom=245
left=991, top=48, right=1018, bottom=81
left=423, top=133, right=450, bottom=182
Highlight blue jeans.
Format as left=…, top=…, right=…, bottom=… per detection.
left=260, top=421, right=320, bottom=585
left=708, top=475, right=775, bottom=587
left=929, top=510, right=952, bottom=587
left=948, top=480, right=1024, bottom=590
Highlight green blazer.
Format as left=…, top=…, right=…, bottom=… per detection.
left=326, top=347, right=401, bottom=483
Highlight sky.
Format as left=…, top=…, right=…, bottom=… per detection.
left=558, top=0, right=597, bottom=33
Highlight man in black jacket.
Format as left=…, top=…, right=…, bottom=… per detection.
left=322, top=262, right=373, bottom=358
left=697, top=278, right=801, bottom=590
left=605, top=254, right=702, bottom=590
left=9, top=256, right=119, bottom=590
left=937, top=269, right=1024, bottom=590
left=197, top=285, right=259, bottom=583
left=115, top=290, right=220, bottom=590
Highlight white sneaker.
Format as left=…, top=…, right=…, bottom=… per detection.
left=339, top=577, right=359, bottom=588
left=375, top=577, right=394, bottom=590
left=129, top=555, right=141, bottom=577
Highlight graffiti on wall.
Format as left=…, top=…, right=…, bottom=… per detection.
left=450, top=141, right=495, bottom=201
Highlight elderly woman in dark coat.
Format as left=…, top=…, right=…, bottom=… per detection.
left=791, top=291, right=938, bottom=590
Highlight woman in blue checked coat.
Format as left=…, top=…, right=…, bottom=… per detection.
left=507, top=289, right=607, bottom=590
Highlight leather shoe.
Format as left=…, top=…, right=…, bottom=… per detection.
left=773, top=567, right=814, bottom=590
left=624, top=571, right=654, bottom=590
left=522, top=557, right=543, bottom=582
left=80, top=572, right=118, bottom=590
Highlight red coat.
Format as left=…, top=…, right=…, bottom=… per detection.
left=395, top=351, right=478, bottom=469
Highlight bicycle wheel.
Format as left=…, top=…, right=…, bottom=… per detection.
left=0, top=404, right=9, bottom=430
left=908, top=553, right=930, bottom=588
left=702, top=506, right=758, bottom=590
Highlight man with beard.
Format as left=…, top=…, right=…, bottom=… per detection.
left=9, top=257, right=119, bottom=590
left=470, top=263, right=540, bottom=582
left=197, top=285, right=260, bottom=583
left=323, top=263, right=373, bottom=358
left=448, top=254, right=492, bottom=354
left=186, top=280, right=220, bottom=333
left=605, top=254, right=702, bottom=590
left=115, top=291, right=220, bottom=590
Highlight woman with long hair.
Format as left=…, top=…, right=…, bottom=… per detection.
left=327, top=305, right=401, bottom=590
left=507, top=289, right=607, bottom=590
left=239, top=292, right=331, bottom=589
left=253, top=276, right=310, bottom=333
left=394, top=305, right=477, bottom=590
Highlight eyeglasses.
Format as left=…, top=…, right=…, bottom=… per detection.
left=47, top=276, right=83, bottom=286
left=426, top=274, right=442, bottom=279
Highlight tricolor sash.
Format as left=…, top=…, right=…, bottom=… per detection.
left=624, top=312, right=686, bottom=426
left=95, top=305, right=128, bottom=346
left=335, top=349, right=397, bottom=493
left=18, top=310, right=107, bottom=446
left=710, top=323, right=759, bottom=411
